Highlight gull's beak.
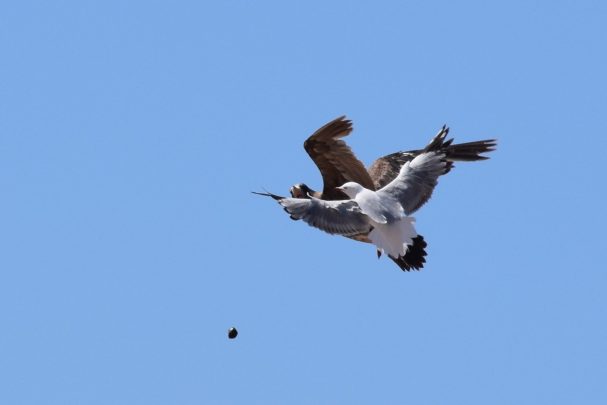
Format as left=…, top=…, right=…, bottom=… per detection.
left=335, top=186, right=344, bottom=190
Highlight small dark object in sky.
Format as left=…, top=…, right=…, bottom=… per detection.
left=228, top=327, right=238, bottom=339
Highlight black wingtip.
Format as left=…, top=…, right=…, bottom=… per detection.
left=251, top=190, right=284, bottom=201
left=424, top=126, right=450, bottom=152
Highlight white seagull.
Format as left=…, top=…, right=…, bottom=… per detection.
left=255, top=117, right=495, bottom=271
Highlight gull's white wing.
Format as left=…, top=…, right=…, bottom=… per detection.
left=255, top=192, right=372, bottom=237
left=377, top=151, right=449, bottom=215
left=280, top=197, right=373, bottom=236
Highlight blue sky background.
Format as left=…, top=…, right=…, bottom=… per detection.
left=1, top=1, right=606, bottom=404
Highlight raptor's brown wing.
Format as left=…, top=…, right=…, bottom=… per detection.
left=368, top=126, right=496, bottom=189
left=304, top=116, right=376, bottom=200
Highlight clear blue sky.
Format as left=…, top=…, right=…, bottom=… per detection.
left=1, top=1, right=606, bottom=404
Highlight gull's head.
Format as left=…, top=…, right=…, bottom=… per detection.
left=336, top=182, right=364, bottom=199
left=290, top=183, right=314, bottom=199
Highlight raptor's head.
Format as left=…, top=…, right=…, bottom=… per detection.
left=289, top=183, right=315, bottom=199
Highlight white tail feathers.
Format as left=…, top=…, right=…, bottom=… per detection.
left=369, top=217, right=417, bottom=259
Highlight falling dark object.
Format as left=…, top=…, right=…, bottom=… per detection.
left=228, top=327, right=238, bottom=339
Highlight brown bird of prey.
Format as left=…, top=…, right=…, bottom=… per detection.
left=257, top=116, right=495, bottom=271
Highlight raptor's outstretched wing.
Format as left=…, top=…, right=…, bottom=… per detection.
left=304, top=116, right=376, bottom=199
left=368, top=126, right=496, bottom=189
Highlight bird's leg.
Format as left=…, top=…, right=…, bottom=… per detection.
left=377, top=249, right=382, bottom=259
